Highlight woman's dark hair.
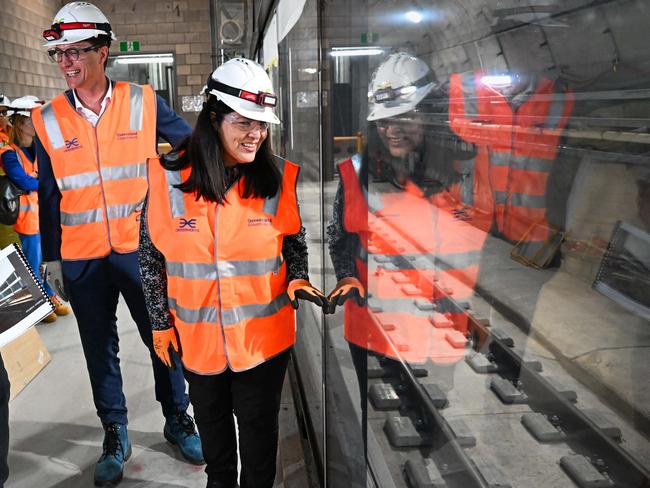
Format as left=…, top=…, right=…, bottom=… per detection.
left=162, top=96, right=281, bottom=204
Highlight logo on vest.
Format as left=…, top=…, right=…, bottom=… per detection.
left=116, top=131, right=138, bottom=141
left=64, top=137, right=81, bottom=152
left=176, top=218, right=199, bottom=232
left=247, top=217, right=271, bottom=226
left=452, top=208, right=472, bottom=221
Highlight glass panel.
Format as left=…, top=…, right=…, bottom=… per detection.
left=107, top=54, right=175, bottom=109
left=319, top=0, right=650, bottom=487
left=275, top=0, right=325, bottom=482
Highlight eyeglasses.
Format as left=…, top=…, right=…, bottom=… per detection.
left=47, top=45, right=100, bottom=63
left=224, top=113, right=269, bottom=133
left=0, top=110, right=7, bottom=117
left=375, top=112, right=421, bottom=130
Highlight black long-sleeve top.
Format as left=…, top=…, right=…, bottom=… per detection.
left=139, top=168, right=309, bottom=331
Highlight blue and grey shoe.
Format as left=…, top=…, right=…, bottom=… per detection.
left=94, top=423, right=131, bottom=486
left=164, top=411, right=204, bottom=465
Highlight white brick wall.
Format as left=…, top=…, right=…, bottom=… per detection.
left=0, top=0, right=67, bottom=102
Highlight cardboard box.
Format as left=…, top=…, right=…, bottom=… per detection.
left=0, top=327, right=50, bottom=400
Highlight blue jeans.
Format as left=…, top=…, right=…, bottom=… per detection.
left=62, top=251, right=189, bottom=425
left=17, top=233, right=54, bottom=297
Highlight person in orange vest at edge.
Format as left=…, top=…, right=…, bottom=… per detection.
left=31, top=2, right=203, bottom=485
left=0, top=94, right=11, bottom=147
left=326, top=52, right=491, bottom=453
left=448, top=70, right=574, bottom=256
left=0, top=96, right=71, bottom=323
left=142, top=58, right=327, bottom=488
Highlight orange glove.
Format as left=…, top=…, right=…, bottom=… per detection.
left=287, top=279, right=327, bottom=311
left=152, top=328, right=179, bottom=368
left=326, top=277, right=365, bottom=314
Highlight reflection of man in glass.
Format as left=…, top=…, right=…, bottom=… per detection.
left=326, top=53, right=488, bottom=453
left=448, top=71, right=575, bottom=260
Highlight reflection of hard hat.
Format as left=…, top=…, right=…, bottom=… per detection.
left=206, top=58, right=280, bottom=124
left=367, top=52, right=435, bottom=121
left=43, top=2, right=115, bottom=47
left=9, top=96, right=44, bottom=117
left=0, top=94, right=11, bottom=108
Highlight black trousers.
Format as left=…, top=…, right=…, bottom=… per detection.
left=184, top=350, right=290, bottom=488
left=0, top=354, right=10, bottom=487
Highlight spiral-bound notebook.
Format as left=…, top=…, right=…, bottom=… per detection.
left=0, top=244, right=55, bottom=347
left=593, top=221, right=650, bottom=321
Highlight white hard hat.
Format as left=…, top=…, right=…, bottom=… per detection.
left=207, top=58, right=280, bottom=124
left=43, top=2, right=116, bottom=48
left=0, top=94, right=11, bottom=108
left=9, top=96, right=44, bottom=118
left=367, top=52, right=435, bottom=121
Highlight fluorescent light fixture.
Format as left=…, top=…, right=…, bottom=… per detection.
left=405, top=10, right=423, bottom=23
left=114, top=54, right=174, bottom=65
left=481, top=75, right=512, bottom=87
left=330, top=47, right=384, bottom=57
left=300, top=68, right=318, bottom=74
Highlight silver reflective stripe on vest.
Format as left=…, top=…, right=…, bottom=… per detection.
left=169, top=296, right=218, bottom=324
left=510, top=154, right=553, bottom=173
left=166, top=170, right=186, bottom=218
left=495, top=191, right=546, bottom=208
left=221, top=292, right=290, bottom=328
left=40, top=103, right=65, bottom=150
left=56, top=171, right=100, bottom=191
left=60, top=207, right=103, bottom=226
left=101, top=162, right=147, bottom=181
left=263, top=156, right=285, bottom=216
left=218, top=256, right=282, bottom=277
left=491, top=152, right=510, bottom=167
left=544, top=92, right=567, bottom=130
left=129, top=84, right=144, bottom=131
left=106, top=201, right=143, bottom=219
left=461, top=72, right=478, bottom=117
left=458, top=158, right=475, bottom=206
left=365, top=251, right=481, bottom=271
left=167, top=261, right=218, bottom=280
left=19, top=204, right=35, bottom=213
left=509, top=192, right=546, bottom=208
left=494, top=191, right=508, bottom=204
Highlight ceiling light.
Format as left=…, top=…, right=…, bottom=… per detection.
left=330, top=47, right=384, bottom=57
left=405, top=10, right=423, bottom=23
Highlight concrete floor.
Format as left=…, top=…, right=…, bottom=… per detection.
left=6, top=296, right=309, bottom=488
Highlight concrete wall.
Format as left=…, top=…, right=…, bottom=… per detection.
left=0, top=0, right=67, bottom=101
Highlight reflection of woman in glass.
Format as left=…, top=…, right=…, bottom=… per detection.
left=326, top=52, right=488, bottom=452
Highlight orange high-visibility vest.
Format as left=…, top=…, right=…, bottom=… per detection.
left=449, top=72, right=574, bottom=246
left=0, top=144, right=39, bottom=235
left=32, top=82, right=156, bottom=260
left=0, top=128, right=8, bottom=145
left=338, top=157, right=487, bottom=364
left=147, top=156, right=302, bottom=374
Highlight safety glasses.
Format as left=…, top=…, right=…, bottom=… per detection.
left=223, top=113, right=269, bottom=133
left=47, top=45, right=99, bottom=63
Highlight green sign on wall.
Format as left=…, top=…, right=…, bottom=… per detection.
left=360, top=32, right=379, bottom=44
left=119, top=41, right=140, bottom=52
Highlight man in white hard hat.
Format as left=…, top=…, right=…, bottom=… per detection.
left=32, top=2, right=203, bottom=485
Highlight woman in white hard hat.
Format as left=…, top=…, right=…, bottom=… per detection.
left=0, top=96, right=71, bottom=322
left=140, top=57, right=326, bottom=488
